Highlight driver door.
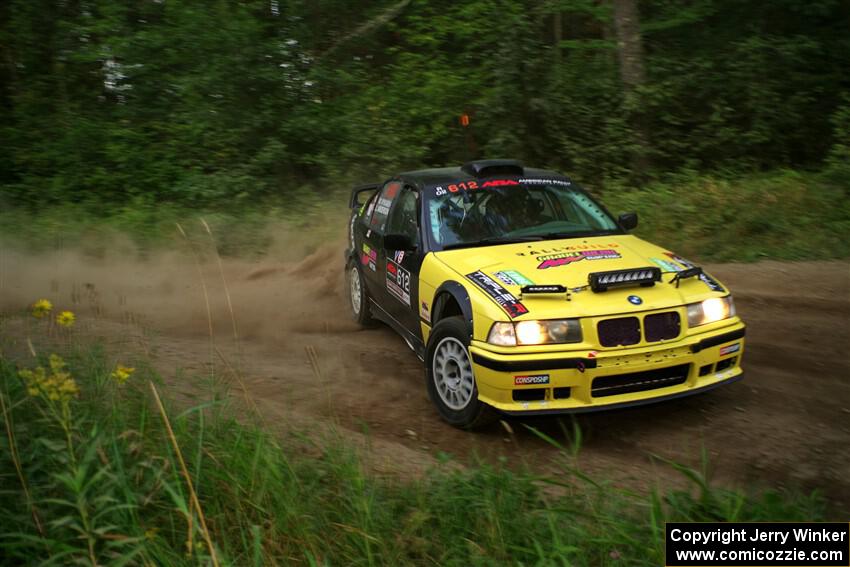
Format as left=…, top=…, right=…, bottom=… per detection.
left=360, top=179, right=402, bottom=301
left=381, top=185, right=422, bottom=342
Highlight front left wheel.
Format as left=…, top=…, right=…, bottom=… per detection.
left=346, top=263, right=375, bottom=327
left=425, top=317, right=495, bottom=429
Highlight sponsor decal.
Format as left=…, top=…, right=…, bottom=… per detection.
left=649, top=257, right=682, bottom=272
left=627, top=295, right=643, bottom=305
left=494, top=270, right=534, bottom=287
left=434, top=180, right=481, bottom=196
left=385, top=181, right=401, bottom=198
left=516, top=243, right=619, bottom=257
left=493, top=271, right=516, bottom=286
left=372, top=196, right=393, bottom=222
left=664, top=251, right=694, bottom=269
left=386, top=259, right=411, bottom=305
left=481, top=179, right=519, bottom=187
left=719, top=343, right=741, bottom=356
left=536, top=249, right=621, bottom=269
left=349, top=215, right=356, bottom=246
left=698, top=272, right=725, bottom=292
left=663, top=252, right=725, bottom=292
left=393, top=250, right=405, bottom=263
left=360, top=243, right=377, bottom=271
left=517, top=178, right=571, bottom=186
left=466, top=271, right=529, bottom=318
left=514, top=374, right=550, bottom=385
left=587, top=351, right=598, bottom=358
left=420, top=301, right=431, bottom=323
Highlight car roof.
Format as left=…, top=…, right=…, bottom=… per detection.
left=397, top=165, right=569, bottom=189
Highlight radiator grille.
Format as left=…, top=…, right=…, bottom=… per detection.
left=644, top=312, right=681, bottom=342
left=597, top=311, right=681, bottom=346
left=597, top=317, right=641, bottom=347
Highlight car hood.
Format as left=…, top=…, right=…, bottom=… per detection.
left=432, top=235, right=726, bottom=319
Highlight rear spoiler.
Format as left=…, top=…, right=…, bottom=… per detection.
left=349, top=183, right=380, bottom=209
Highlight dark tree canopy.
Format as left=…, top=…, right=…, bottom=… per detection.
left=0, top=0, right=847, bottom=205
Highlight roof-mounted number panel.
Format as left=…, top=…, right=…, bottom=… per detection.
left=461, top=159, right=524, bottom=178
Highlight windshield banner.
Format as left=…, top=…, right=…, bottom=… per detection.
left=432, top=178, right=570, bottom=197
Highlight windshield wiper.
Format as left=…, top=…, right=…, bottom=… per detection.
left=441, top=235, right=544, bottom=250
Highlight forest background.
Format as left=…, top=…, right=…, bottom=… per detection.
left=0, top=0, right=848, bottom=259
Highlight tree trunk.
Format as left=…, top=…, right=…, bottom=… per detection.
left=612, top=0, right=650, bottom=175
left=553, top=11, right=562, bottom=63
left=612, top=0, right=645, bottom=89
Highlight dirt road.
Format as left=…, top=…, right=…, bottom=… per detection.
left=2, top=242, right=848, bottom=510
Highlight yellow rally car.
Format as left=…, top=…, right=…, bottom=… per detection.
left=345, top=160, right=745, bottom=428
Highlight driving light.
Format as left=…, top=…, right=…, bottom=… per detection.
left=687, top=296, right=736, bottom=327
left=589, top=267, right=661, bottom=292
left=515, top=321, right=547, bottom=344
left=487, top=319, right=581, bottom=346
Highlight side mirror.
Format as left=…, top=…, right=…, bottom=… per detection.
left=618, top=212, right=638, bottom=231
left=384, top=233, right=415, bottom=252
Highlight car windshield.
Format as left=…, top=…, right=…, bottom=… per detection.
left=427, top=179, right=620, bottom=249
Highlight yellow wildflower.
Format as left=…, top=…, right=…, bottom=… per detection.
left=56, top=310, right=75, bottom=327
left=31, top=299, right=53, bottom=318
left=19, top=355, right=79, bottom=403
left=49, top=354, right=66, bottom=373
left=111, top=365, right=135, bottom=385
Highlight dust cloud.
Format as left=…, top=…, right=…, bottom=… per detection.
left=0, top=226, right=356, bottom=346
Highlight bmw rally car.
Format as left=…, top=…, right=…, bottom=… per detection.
left=345, top=160, right=745, bottom=428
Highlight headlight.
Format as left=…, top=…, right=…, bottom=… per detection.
left=487, top=319, right=582, bottom=346
left=686, top=296, right=736, bottom=327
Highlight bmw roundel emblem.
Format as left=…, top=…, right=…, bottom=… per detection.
left=627, top=295, right=643, bottom=305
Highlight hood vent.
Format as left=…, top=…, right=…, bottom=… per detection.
left=589, top=267, right=661, bottom=292
left=461, top=159, right=524, bottom=178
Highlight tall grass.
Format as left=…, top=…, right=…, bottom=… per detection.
left=0, top=340, right=826, bottom=566
left=1, top=169, right=848, bottom=262
left=606, top=169, right=850, bottom=261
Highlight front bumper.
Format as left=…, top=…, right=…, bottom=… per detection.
left=469, top=324, right=745, bottom=415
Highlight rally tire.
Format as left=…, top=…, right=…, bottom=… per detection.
left=425, top=317, right=495, bottom=429
left=347, top=262, right=376, bottom=327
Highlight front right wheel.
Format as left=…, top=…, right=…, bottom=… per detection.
left=425, top=317, right=494, bottom=429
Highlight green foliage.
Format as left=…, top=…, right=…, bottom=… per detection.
left=0, top=344, right=828, bottom=565
left=823, top=95, right=850, bottom=188
left=1, top=0, right=848, bottom=206
left=604, top=170, right=850, bottom=261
